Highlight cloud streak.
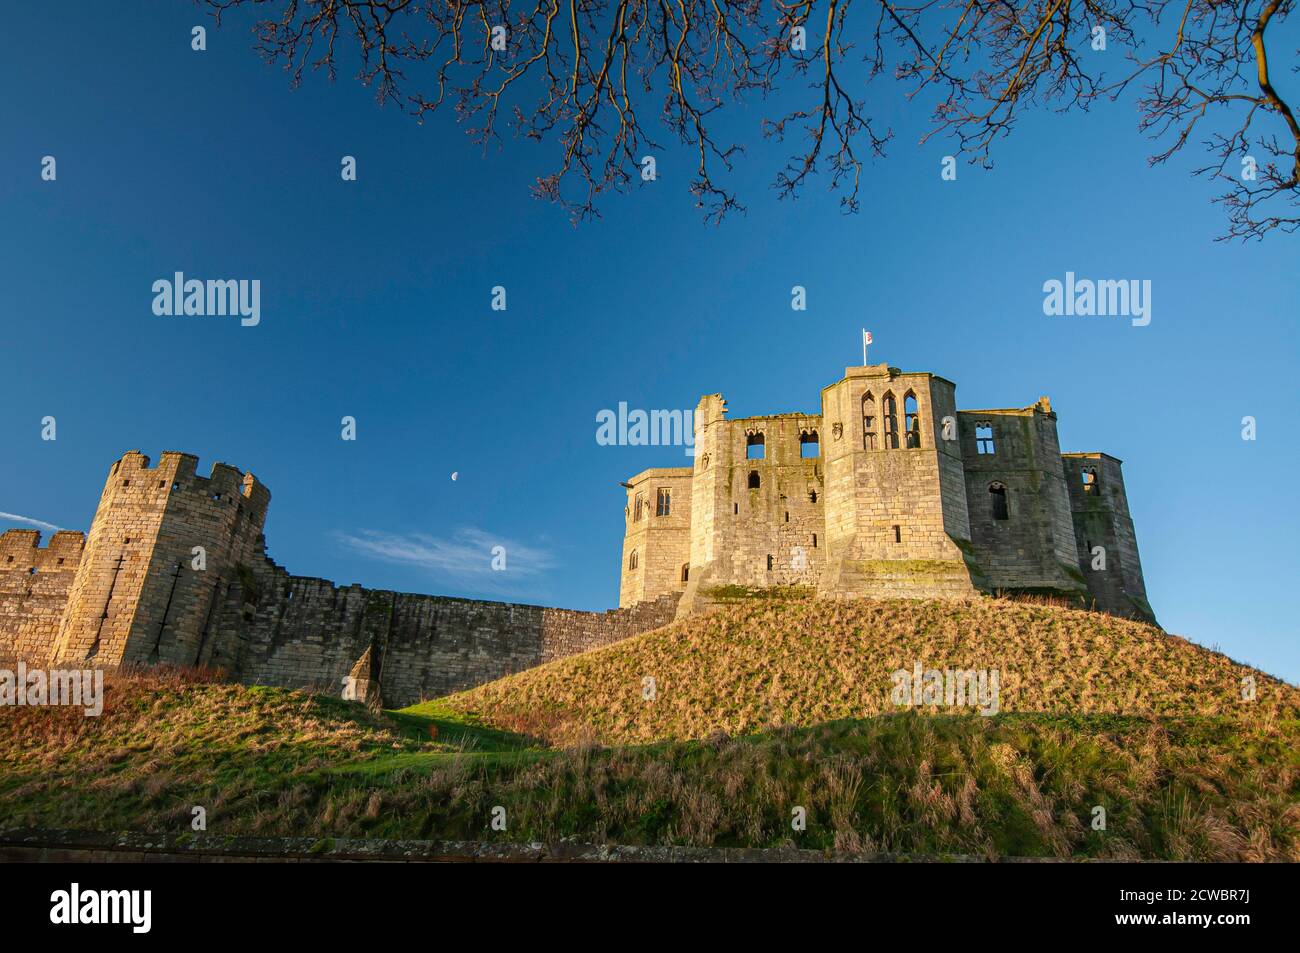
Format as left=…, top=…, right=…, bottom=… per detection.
left=0, top=512, right=61, bottom=533
left=335, top=527, right=558, bottom=594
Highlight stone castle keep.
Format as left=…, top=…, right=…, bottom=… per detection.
left=621, top=363, right=1154, bottom=623
left=0, top=362, right=1153, bottom=707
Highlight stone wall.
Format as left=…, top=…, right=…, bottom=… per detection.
left=217, top=558, right=682, bottom=705
left=958, top=404, right=1087, bottom=594
left=620, top=468, right=693, bottom=606
left=1064, top=453, right=1154, bottom=621
left=0, top=530, right=84, bottom=661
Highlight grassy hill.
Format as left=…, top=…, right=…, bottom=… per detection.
left=1, top=597, right=1297, bottom=860
left=427, top=597, right=1300, bottom=745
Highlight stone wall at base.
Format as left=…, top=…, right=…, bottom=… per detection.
left=212, top=559, right=682, bottom=706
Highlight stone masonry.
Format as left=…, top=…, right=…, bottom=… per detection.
left=0, top=451, right=680, bottom=707
left=620, top=363, right=1156, bottom=624
left=0, top=361, right=1156, bottom=708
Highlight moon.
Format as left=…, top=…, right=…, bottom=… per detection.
left=451, top=472, right=458, bottom=481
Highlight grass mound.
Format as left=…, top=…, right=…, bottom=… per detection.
left=1, top=599, right=1296, bottom=860
left=428, top=597, right=1299, bottom=746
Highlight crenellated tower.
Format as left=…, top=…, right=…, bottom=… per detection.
left=51, top=451, right=270, bottom=666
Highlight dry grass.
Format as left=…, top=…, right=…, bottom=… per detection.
left=1, top=601, right=1296, bottom=860
left=433, top=597, right=1299, bottom=746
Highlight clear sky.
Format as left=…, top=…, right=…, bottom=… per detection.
left=2, top=3, right=1296, bottom=682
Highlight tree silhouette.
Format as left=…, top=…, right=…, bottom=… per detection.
left=205, top=0, right=1298, bottom=239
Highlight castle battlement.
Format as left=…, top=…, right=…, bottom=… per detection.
left=0, top=529, right=86, bottom=569
left=619, top=364, right=1155, bottom=624
left=0, top=449, right=683, bottom=706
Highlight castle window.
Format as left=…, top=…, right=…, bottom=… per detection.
left=812, top=533, right=818, bottom=548
left=808, top=489, right=817, bottom=503
left=656, top=487, right=671, bottom=516
left=734, top=503, right=739, bottom=514
left=904, top=392, right=921, bottom=448
left=766, top=554, right=774, bottom=571
left=628, top=550, right=639, bottom=571
left=634, top=493, right=645, bottom=521
left=785, top=512, right=789, bottom=522
left=882, top=393, right=899, bottom=449
left=989, top=483, right=1009, bottom=520
left=893, top=525, right=902, bottom=543
left=748, top=470, right=761, bottom=489
left=158, top=480, right=166, bottom=488
left=862, top=393, right=877, bottom=449
left=1082, top=468, right=1099, bottom=493
left=681, top=564, right=689, bottom=583
left=976, top=423, right=995, bottom=455
left=746, top=431, right=765, bottom=460
left=800, top=430, right=820, bottom=458
left=172, top=482, right=181, bottom=490
left=122, top=480, right=130, bottom=487
left=211, top=492, right=222, bottom=502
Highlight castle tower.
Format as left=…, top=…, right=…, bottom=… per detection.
left=1063, top=453, right=1155, bottom=622
left=818, top=365, right=982, bottom=598
left=957, top=399, right=1089, bottom=597
left=676, top=393, right=826, bottom=615
left=619, top=466, right=693, bottom=607
left=51, top=451, right=270, bottom=667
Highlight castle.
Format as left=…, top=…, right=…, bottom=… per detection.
left=0, top=452, right=680, bottom=708
left=620, top=364, right=1154, bottom=623
left=0, top=362, right=1154, bottom=708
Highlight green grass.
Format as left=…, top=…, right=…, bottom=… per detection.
left=2, top=597, right=1297, bottom=860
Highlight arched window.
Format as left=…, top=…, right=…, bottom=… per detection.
left=681, top=564, right=689, bottom=583
left=882, top=393, right=899, bottom=449
left=989, top=483, right=1009, bottom=521
left=862, top=392, right=877, bottom=449
left=746, top=431, right=765, bottom=459
left=799, top=430, right=820, bottom=458
left=904, top=392, right=920, bottom=448
left=633, top=492, right=645, bottom=520
left=976, top=422, right=995, bottom=455
left=748, top=470, right=761, bottom=489
left=628, top=550, right=639, bottom=570
left=766, top=554, right=774, bottom=571
left=1081, top=468, right=1099, bottom=493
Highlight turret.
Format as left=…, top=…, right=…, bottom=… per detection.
left=52, top=451, right=271, bottom=666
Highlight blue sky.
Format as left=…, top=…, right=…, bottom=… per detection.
left=1, top=3, right=1296, bottom=681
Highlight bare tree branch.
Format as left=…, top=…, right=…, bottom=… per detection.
left=203, top=0, right=1299, bottom=238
